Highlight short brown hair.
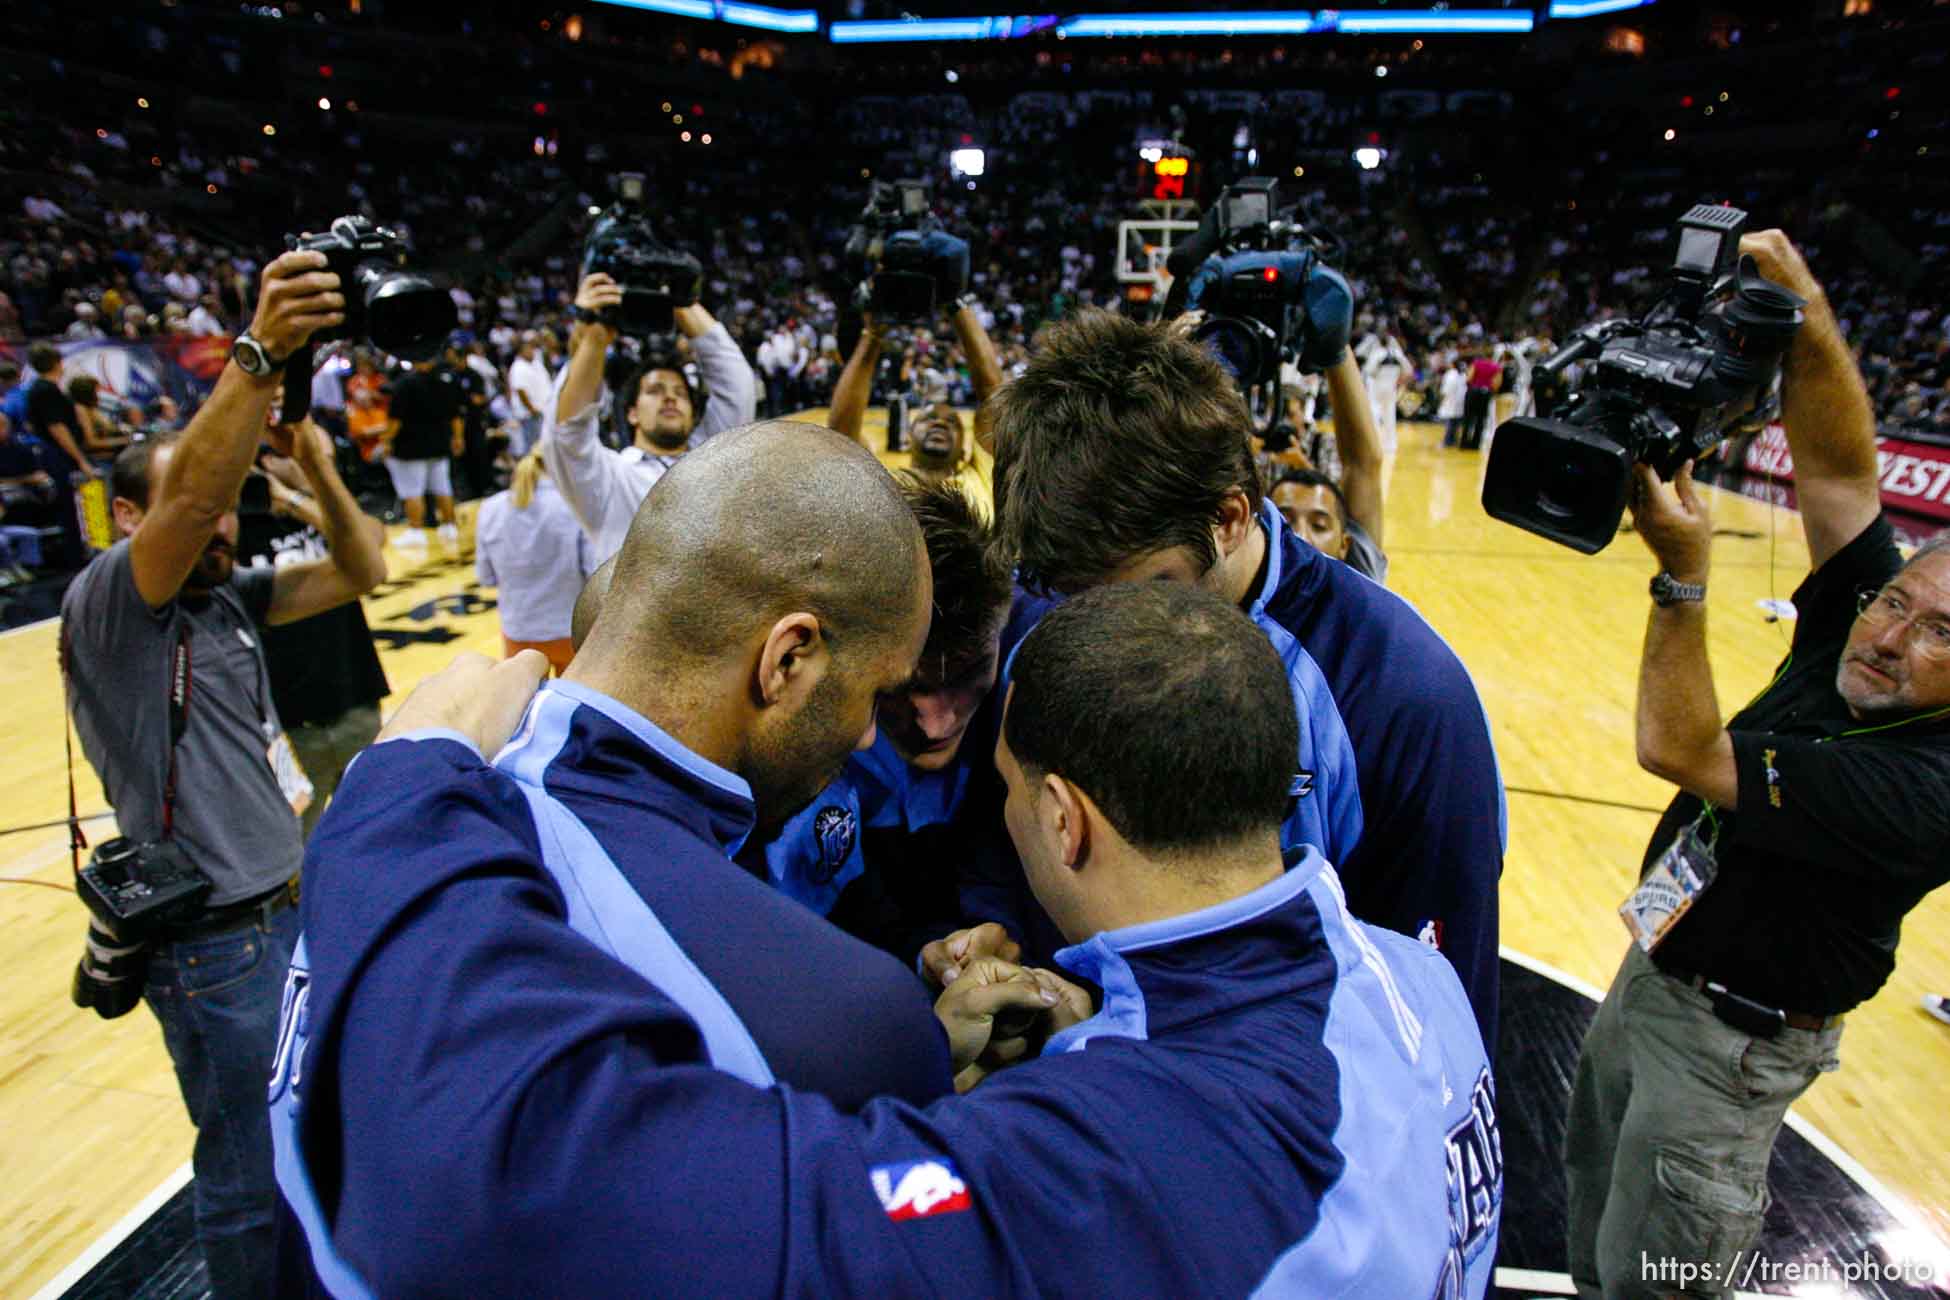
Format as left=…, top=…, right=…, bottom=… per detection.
left=898, top=472, right=1011, bottom=662
left=989, top=310, right=1260, bottom=593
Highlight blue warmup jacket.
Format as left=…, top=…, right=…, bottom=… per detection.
left=272, top=687, right=958, bottom=1292
left=275, top=727, right=1501, bottom=1299
left=754, top=714, right=1000, bottom=963
left=966, top=504, right=1508, bottom=1050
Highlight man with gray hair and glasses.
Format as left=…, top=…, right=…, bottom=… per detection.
left=1566, top=229, right=1950, bottom=1299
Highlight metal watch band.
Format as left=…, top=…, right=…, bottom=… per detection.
left=1650, top=572, right=1706, bottom=607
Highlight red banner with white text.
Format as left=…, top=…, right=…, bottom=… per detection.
left=1741, top=424, right=1950, bottom=524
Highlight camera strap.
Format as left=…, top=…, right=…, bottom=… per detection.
left=58, top=623, right=88, bottom=875
left=162, top=620, right=192, bottom=839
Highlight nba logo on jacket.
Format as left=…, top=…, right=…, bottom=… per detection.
left=869, top=1159, right=972, bottom=1221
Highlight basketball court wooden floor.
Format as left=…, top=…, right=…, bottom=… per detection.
left=4, top=416, right=1949, bottom=1298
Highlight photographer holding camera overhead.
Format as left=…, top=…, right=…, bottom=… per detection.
left=828, top=180, right=1003, bottom=493
left=58, top=246, right=388, bottom=1300
left=1548, top=224, right=1950, bottom=1298
left=542, top=173, right=757, bottom=562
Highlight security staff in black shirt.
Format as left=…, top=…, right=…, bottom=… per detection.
left=1566, top=230, right=1950, bottom=1300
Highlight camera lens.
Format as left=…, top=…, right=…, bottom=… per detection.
left=1192, top=316, right=1278, bottom=388
left=359, top=263, right=456, bottom=361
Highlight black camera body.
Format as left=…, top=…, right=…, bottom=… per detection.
left=844, top=180, right=968, bottom=325
left=1178, top=179, right=1354, bottom=390
left=1483, top=204, right=1806, bottom=554
left=582, top=173, right=702, bottom=336
left=287, top=216, right=454, bottom=362
left=76, top=836, right=212, bottom=942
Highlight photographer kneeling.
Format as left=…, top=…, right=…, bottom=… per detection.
left=1564, top=231, right=1950, bottom=1299
left=60, top=249, right=385, bottom=1300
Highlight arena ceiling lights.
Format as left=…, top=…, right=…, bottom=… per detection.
left=1549, top=0, right=1657, bottom=16
left=829, top=9, right=1542, bottom=43
left=591, top=0, right=819, bottom=34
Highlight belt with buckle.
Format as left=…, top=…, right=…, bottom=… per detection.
left=159, top=876, right=299, bottom=941
left=1665, top=966, right=1843, bottom=1035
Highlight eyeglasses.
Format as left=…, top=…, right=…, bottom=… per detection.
left=1855, top=587, right=1950, bottom=662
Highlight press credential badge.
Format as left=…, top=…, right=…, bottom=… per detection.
left=1620, top=818, right=1718, bottom=952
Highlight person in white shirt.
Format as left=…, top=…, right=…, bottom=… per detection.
left=506, top=334, right=553, bottom=459
left=186, top=293, right=227, bottom=337
left=757, top=325, right=806, bottom=418
left=1507, top=335, right=1548, bottom=418
left=540, top=271, right=757, bottom=562
left=474, top=449, right=596, bottom=676
left=1438, top=359, right=1469, bottom=447
left=1358, top=327, right=1410, bottom=455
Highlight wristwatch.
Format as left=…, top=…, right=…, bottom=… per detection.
left=1650, top=572, right=1707, bottom=607
left=230, top=332, right=287, bottom=377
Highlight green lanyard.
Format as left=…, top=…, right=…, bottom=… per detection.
left=1696, top=652, right=1950, bottom=846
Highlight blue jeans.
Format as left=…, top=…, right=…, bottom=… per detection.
left=144, top=904, right=299, bottom=1300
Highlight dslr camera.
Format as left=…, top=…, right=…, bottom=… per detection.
left=844, top=180, right=969, bottom=325
left=70, top=837, right=213, bottom=1020
left=583, top=173, right=703, bottom=336
left=1483, top=204, right=1806, bottom=554
left=1174, top=179, right=1354, bottom=393
left=279, top=216, right=457, bottom=422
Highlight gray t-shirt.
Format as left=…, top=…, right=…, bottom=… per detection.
left=62, top=540, right=304, bottom=904
left=1344, top=519, right=1390, bottom=584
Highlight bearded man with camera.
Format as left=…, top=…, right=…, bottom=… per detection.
left=60, top=249, right=385, bottom=1299
left=541, top=175, right=757, bottom=563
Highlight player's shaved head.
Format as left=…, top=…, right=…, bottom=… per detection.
left=596, top=420, right=928, bottom=667
left=571, top=555, right=616, bottom=652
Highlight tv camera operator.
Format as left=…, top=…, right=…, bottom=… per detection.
left=59, top=248, right=387, bottom=1299
left=1562, top=230, right=1950, bottom=1298
left=541, top=173, right=757, bottom=563
left=829, top=180, right=1002, bottom=484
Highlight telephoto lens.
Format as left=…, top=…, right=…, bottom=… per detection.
left=71, top=919, right=149, bottom=1020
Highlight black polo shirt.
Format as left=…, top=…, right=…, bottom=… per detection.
left=1645, top=514, right=1950, bottom=1016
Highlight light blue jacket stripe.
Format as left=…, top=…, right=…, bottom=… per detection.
left=1250, top=866, right=1451, bottom=1298
left=270, top=934, right=377, bottom=1300
left=497, top=688, right=775, bottom=1087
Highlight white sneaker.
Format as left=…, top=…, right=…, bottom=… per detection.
left=394, top=527, right=429, bottom=548
left=437, top=523, right=460, bottom=544
left=1924, top=995, right=1950, bottom=1026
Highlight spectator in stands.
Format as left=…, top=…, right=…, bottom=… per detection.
left=541, top=270, right=757, bottom=562
left=986, top=309, right=1505, bottom=1050
left=26, top=342, right=98, bottom=566
left=62, top=249, right=383, bottom=1300
left=66, top=375, right=128, bottom=459
left=64, top=302, right=105, bottom=340
left=379, top=359, right=463, bottom=548
left=0, top=360, right=30, bottom=431
left=0, top=409, right=55, bottom=577
left=474, top=449, right=595, bottom=675
left=237, top=430, right=393, bottom=836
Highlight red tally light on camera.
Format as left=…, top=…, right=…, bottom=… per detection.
left=1261, top=267, right=1280, bottom=283
left=533, top=102, right=548, bottom=116
left=1886, top=86, right=1901, bottom=100
left=1681, top=95, right=1693, bottom=107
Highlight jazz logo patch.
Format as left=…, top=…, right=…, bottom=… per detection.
left=810, top=805, right=858, bottom=886
left=1762, top=747, right=1782, bottom=808
left=870, top=1159, right=971, bottom=1221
